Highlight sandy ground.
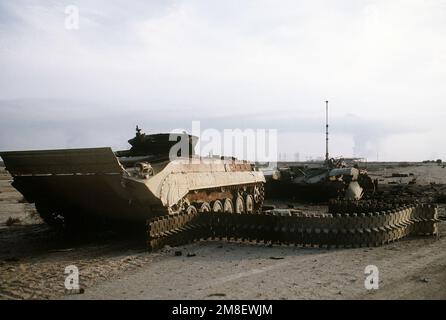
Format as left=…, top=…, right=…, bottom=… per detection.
left=0, top=163, right=445, bottom=300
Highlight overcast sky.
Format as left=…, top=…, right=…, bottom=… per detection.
left=0, top=0, right=445, bottom=161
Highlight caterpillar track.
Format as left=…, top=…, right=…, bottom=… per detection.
left=147, top=202, right=440, bottom=251
left=328, top=199, right=420, bottom=215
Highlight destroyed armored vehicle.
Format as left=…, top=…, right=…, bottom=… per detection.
left=261, top=158, right=376, bottom=201
left=260, top=101, right=376, bottom=202
left=0, top=127, right=265, bottom=229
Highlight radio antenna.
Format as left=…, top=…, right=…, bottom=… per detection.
left=325, top=100, right=329, bottom=162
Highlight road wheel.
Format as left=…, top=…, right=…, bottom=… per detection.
left=223, top=198, right=234, bottom=213
left=253, top=184, right=264, bottom=211
left=212, top=200, right=223, bottom=212
left=186, top=205, right=197, bottom=215
left=245, top=194, right=254, bottom=213
left=200, top=202, right=211, bottom=212
left=235, top=195, right=245, bottom=213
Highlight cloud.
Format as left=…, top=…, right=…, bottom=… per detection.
left=0, top=98, right=426, bottom=162
left=0, top=0, right=445, bottom=161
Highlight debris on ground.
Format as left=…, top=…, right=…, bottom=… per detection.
left=391, top=173, right=409, bottom=177
left=65, top=288, right=85, bottom=295
left=207, top=293, right=226, bottom=297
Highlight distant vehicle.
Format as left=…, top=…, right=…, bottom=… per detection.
left=259, top=101, right=376, bottom=202
left=260, top=158, right=375, bottom=201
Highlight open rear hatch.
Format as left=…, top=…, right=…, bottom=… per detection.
left=0, top=147, right=123, bottom=176
left=0, top=148, right=159, bottom=221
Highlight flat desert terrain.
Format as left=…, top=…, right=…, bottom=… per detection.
left=0, top=163, right=445, bottom=300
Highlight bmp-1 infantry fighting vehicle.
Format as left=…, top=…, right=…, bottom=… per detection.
left=0, top=127, right=265, bottom=230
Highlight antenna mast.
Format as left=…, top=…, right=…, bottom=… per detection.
left=325, top=100, right=329, bottom=162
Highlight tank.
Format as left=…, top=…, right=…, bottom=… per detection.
left=260, top=101, right=377, bottom=202
left=0, top=127, right=265, bottom=229
left=260, top=158, right=376, bottom=201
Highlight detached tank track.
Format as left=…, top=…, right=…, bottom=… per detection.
left=147, top=203, right=440, bottom=251
left=328, top=199, right=419, bottom=215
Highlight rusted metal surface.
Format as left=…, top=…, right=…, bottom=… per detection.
left=151, top=161, right=264, bottom=207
